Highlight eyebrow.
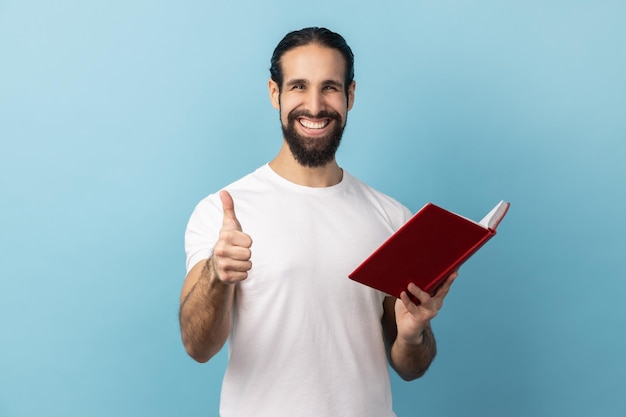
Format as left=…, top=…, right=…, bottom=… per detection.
left=285, top=79, right=308, bottom=88
left=284, top=79, right=345, bottom=88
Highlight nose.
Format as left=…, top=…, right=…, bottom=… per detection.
left=304, top=89, right=325, bottom=116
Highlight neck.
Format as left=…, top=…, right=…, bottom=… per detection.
left=269, top=142, right=343, bottom=187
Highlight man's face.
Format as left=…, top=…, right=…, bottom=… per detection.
left=269, top=44, right=355, bottom=167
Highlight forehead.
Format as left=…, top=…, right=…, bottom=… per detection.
left=280, top=44, right=347, bottom=84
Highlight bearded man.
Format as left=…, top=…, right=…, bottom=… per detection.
left=179, top=27, right=456, bottom=417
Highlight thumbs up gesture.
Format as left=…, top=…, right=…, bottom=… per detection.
left=211, top=190, right=253, bottom=284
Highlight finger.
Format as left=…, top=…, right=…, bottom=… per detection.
left=220, top=271, right=250, bottom=283
left=219, top=228, right=253, bottom=250
left=216, top=258, right=253, bottom=274
left=212, top=256, right=252, bottom=283
left=398, top=290, right=437, bottom=326
left=220, top=190, right=242, bottom=231
left=214, top=242, right=252, bottom=261
left=399, top=290, right=419, bottom=313
left=406, top=283, right=433, bottom=308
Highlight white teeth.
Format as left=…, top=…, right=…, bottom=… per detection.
left=299, top=119, right=328, bottom=129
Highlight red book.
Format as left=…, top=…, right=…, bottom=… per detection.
left=349, top=200, right=510, bottom=299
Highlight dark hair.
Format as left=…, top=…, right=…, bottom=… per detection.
left=270, top=27, right=355, bottom=95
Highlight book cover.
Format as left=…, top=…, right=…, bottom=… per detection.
left=349, top=200, right=510, bottom=299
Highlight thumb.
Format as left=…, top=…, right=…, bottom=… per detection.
left=220, top=190, right=242, bottom=231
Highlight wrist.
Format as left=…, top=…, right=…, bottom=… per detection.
left=398, top=330, right=425, bottom=348
left=400, top=322, right=433, bottom=348
left=204, top=257, right=231, bottom=287
left=414, top=330, right=425, bottom=346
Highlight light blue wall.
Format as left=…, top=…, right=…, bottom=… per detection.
left=1, top=1, right=624, bottom=416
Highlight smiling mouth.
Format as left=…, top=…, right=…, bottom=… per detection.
left=298, top=118, right=330, bottom=129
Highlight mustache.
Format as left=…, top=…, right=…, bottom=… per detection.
left=287, top=110, right=342, bottom=122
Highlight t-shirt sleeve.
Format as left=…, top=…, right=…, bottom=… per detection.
left=184, top=194, right=222, bottom=274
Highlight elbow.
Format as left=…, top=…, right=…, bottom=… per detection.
left=179, top=305, right=230, bottom=363
left=183, top=341, right=218, bottom=364
left=190, top=353, right=212, bottom=364
left=390, top=346, right=436, bottom=381
left=180, top=329, right=223, bottom=363
left=397, top=367, right=428, bottom=382
left=186, top=346, right=210, bottom=363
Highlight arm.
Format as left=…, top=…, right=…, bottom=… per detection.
left=179, top=258, right=235, bottom=363
left=381, top=272, right=457, bottom=381
left=179, top=190, right=252, bottom=363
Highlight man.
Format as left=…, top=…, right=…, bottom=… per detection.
left=179, top=27, right=457, bottom=417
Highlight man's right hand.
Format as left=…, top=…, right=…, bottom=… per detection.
left=211, top=190, right=253, bottom=284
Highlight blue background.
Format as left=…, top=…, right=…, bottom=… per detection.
left=1, top=1, right=625, bottom=416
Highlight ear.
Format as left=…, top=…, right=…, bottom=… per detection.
left=347, top=80, right=356, bottom=111
left=269, top=79, right=280, bottom=110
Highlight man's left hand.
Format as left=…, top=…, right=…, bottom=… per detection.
left=394, top=271, right=458, bottom=345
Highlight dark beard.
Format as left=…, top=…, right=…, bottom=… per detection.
left=281, top=109, right=346, bottom=168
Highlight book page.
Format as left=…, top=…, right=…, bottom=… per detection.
left=479, top=200, right=510, bottom=230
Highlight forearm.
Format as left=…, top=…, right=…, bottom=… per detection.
left=389, top=325, right=437, bottom=381
left=179, top=258, right=234, bottom=363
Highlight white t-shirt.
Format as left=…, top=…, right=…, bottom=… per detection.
left=185, top=164, right=412, bottom=417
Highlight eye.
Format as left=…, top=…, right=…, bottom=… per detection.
left=292, top=84, right=305, bottom=90
left=324, top=84, right=339, bottom=91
